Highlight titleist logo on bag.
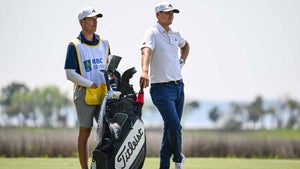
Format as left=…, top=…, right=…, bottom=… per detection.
left=115, top=120, right=145, bottom=169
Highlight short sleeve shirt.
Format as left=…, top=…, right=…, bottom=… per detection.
left=141, top=22, right=186, bottom=83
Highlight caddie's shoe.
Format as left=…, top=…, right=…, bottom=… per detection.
left=174, top=153, right=185, bottom=169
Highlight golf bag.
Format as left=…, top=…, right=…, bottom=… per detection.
left=91, top=62, right=146, bottom=169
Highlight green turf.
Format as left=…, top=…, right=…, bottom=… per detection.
left=0, top=158, right=300, bottom=169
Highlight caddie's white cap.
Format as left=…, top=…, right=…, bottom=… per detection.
left=155, top=1, right=179, bottom=13
left=78, top=7, right=103, bottom=20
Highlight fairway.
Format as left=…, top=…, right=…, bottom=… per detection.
left=0, top=158, right=300, bottom=169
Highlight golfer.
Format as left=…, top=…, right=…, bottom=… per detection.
left=139, top=1, right=190, bottom=169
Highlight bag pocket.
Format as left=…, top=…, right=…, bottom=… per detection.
left=85, top=84, right=107, bottom=105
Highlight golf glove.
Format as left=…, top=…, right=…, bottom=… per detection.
left=179, top=58, right=185, bottom=69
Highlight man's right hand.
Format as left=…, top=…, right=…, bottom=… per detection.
left=90, top=83, right=97, bottom=89
left=140, top=72, right=149, bottom=89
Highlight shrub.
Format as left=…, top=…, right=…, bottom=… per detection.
left=1, top=128, right=300, bottom=158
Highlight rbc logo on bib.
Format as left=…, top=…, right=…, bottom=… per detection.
left=83, top=60, right=92, bottom=72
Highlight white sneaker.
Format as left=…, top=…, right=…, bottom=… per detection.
left=174, top=153, right=185, bottom=169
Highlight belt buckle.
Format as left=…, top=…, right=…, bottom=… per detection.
left=174, top=80, right=179, bottom=84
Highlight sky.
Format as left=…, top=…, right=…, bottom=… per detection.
left=0, top=0, right=299, bottom=101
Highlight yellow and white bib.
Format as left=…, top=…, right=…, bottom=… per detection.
left=72, top=38, right=110, bottom=86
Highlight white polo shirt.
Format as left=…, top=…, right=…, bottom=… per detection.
left=141, top=22, right=186, bottom=83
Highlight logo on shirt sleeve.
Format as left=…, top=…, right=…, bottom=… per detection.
left=83, top=60, right=92, bottom=72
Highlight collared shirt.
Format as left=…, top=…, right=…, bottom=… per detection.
left=141, top=22, right=186, bottom=83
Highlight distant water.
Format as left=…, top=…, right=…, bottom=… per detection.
left=141, top=100, right=231, bottom=129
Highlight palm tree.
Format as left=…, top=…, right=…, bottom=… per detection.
left=208, top=106, right=221, bottom=127
left=247, top=96, right=265, bottom=129
left=285, top=98, right=299, bottom=128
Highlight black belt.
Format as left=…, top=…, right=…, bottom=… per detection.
left=152, top=79, right=183, bottom=85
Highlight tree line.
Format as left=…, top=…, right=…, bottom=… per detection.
left=0, top=82, right=299, bottom=129
left=0, top=82, right=72, bottom=127
left=208, top=96, right=300, bottom=130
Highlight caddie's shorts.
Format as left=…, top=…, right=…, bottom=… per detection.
left=73, top=86, right=100, bottom=128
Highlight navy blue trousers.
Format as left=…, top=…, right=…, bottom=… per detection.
left=150, top=81, right=184, bottom=169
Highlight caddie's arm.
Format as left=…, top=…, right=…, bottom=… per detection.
left=65, top=69, right=96, bottom=88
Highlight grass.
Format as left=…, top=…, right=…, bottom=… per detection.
left=0, top=158, right=300, bottom=169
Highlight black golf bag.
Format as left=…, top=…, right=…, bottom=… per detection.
left=91, top=64, right=146, bottom=169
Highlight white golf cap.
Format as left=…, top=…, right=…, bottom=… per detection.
left=78, top=7, right=103, bottom=20
left=155, top=1, right=179, bottom=13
